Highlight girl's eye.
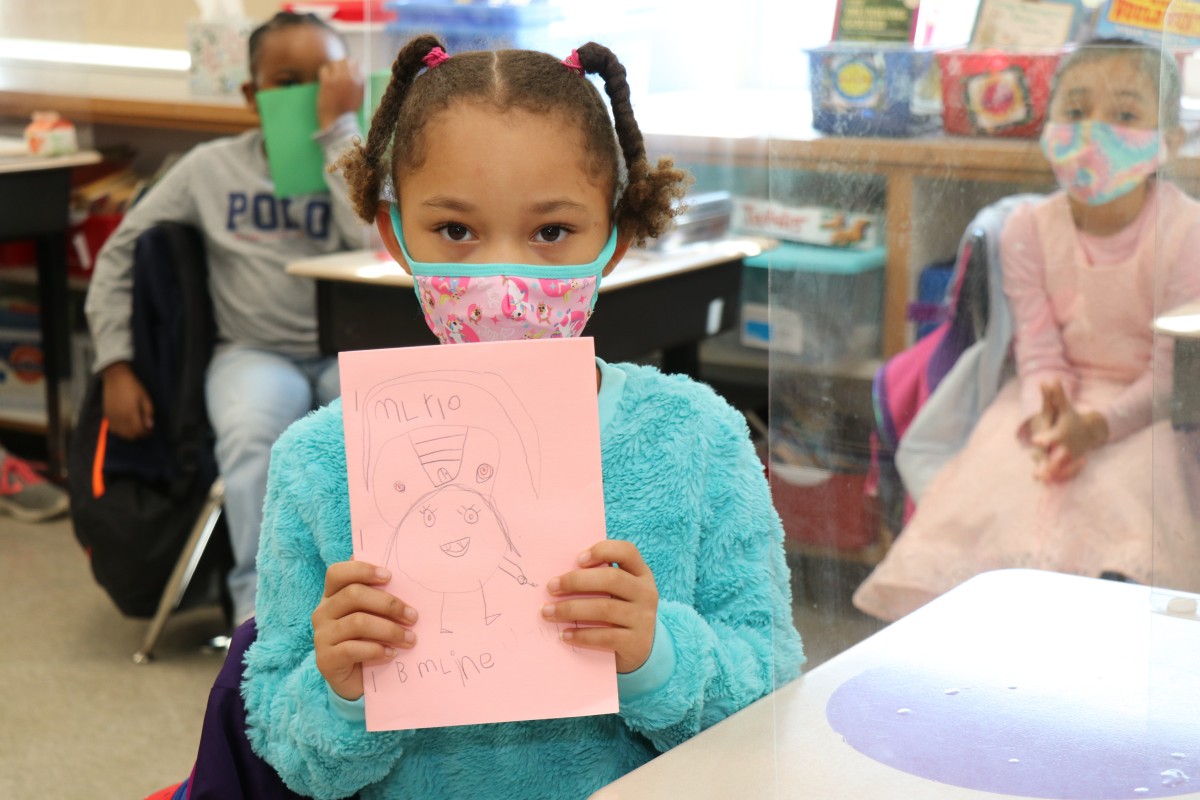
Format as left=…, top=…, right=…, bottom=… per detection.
left=421, top=506, right=436, bottom=527
left=1066, top=108, right=1085, bottom=121
left=460, top=505, right=480, bottom=524
left=1117, top=110, right=1139, bottom=123
left=535, top=225, right=567, bottom=243
left=438, top=224, right=472, bottom=242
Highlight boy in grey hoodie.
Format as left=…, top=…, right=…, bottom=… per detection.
left=85, top=11, right=372, bottom=624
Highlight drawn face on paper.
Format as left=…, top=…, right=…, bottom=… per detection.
left=371, top=425, right=501, bottom=532
left=392, top=485, right=512, bottom=593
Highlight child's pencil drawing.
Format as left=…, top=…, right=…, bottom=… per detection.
left=340, top=339, right=617, bottom=731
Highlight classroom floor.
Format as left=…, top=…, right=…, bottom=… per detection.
left=1, top=514, right=886, bottom=800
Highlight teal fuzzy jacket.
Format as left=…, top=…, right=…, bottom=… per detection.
left=243, top=360, right=805, bottom=800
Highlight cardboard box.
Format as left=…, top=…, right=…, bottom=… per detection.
left=732, top=198, right=881, bottom=250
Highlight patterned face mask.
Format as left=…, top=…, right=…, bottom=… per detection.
left=1040, top=121, right=1162, bottom=206
left=391, top=204, right=617, bottom=344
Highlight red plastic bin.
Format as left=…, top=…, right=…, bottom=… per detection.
left=770, top=462, right=879, bottom=551
left=937, top=48, right=1063, bottom=138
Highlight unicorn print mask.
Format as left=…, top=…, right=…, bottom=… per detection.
left=390, top=205, right=617, bottom=344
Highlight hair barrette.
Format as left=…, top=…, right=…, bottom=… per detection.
left=423, top=47, right=450, bottom=70
left=562, top=49, right=583, bottom=75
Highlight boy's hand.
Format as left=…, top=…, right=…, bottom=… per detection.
left=542, top=540, right=659, bottom=674
left=313, top=560, right=419, bottom=701
left=1029, top=380, right=1108, bottom=483
left=102, top=361, right=154, bottom=440
left=316, top=59, right=364, bottom=130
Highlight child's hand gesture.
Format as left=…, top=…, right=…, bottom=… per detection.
left=1028, top=380, right=1108, bottom=483
left=312, top=560, right=419, bottom=701
left=316, top=59, right=364, bottom=130
left=542, top=540, right=659, bottom=674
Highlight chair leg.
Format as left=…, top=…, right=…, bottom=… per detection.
left=133, top=478, right=225, bottom=664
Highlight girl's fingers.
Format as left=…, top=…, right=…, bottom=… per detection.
left=577, top=539, right=651, bottom=576
left=548, top=563, right=643, bottom=600
left=542, top=595, right=641, bottom=629
left=326, top=610, right=416, bottom=650
left=320, top=582, right=418, bottom=627
left=557, top=624, right=630, bottom=653
left=324, top=560, right=392, bottom=597
left=326, top=638, right=402, bottom=669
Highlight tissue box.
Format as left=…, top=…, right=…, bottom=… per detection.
left=24, top=112, right=77, bottom=157
left=187, top=17, right=255, bottom=97
left=807, top=44, right=941, bottom=137
left=937, top=48, right=1062, bottom=138
left=732, top=198, right=881, bottom=250
left=740, top=242, right=886, bottom=364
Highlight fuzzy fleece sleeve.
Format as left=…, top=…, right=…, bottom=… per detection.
left=242, top=402, right=415, bottom=799
left=617, top=392, right=805, bottom=751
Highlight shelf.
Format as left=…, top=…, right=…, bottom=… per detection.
left=0, top=265, right=90, bottom=292
left=0, top=408, right=48, bottom=434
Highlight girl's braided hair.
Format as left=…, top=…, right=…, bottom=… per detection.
left=341, top=35, right=690, bottom=246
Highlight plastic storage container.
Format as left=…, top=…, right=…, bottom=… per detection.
left=740, top=241, right=886, bottom=365
left=641, top=191, right=732, bottom=252
left=807, top=44, right=941, bottom=137
left=770, top=458, right=879, bottom=551
left=937, top=48, right=1062, bottom=138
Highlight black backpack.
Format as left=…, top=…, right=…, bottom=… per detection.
left=69, top=223, right=230, bottom=618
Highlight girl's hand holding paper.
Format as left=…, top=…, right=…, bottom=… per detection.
left=543, top=539, right=659, bottom=674
left=313, top=559, right=420, bottom=701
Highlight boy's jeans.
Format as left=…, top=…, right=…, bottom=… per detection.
left=206, top=345, right=340, bottom=624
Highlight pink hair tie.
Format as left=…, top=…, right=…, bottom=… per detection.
left=423, top=47, right=450, bottom=70
left=562, top=49, right=583, bottom=75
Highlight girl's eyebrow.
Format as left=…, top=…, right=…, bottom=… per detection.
left=1114, top=90, right=1148, bottom=103
left=529, top=199, right=588, bottom=214
left=423, top=196, right=475, bottom=212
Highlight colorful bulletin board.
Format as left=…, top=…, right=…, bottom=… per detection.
left=833, top=0, right=921, bottom=43
left=1094, top=0, right=1200, bottom=47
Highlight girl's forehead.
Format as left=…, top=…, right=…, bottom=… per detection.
left=1058, top=54, right=1156, bottom=99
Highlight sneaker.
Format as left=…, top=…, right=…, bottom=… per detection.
left=0, top=453, right=69, bottom=523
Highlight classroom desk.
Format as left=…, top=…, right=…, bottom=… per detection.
left=592, top=568, right=1200, bottom=800
left=0, top=148, right=101, bottom=478
left=285, top=238, right=772, bottom=375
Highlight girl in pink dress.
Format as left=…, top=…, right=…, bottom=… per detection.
left=854, top=39, right=1200, bottom=622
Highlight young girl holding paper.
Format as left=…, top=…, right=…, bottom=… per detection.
left=86, top=11, right=370, bottom=626
left=238, top=36, right=805, bottom=800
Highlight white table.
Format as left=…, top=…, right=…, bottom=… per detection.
left=592, top=569, right=1200, bottom=799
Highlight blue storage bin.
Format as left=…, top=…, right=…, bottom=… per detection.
left=740, top=242, right=886, bottom=365
left=386, top=1, right=563, bottom=53
left=807, top=44, right=940, bottom=138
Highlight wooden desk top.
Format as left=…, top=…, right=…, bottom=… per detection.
left=285, top=237, right=773, bottom=292
left=592, top=569, right=1200, bottom=799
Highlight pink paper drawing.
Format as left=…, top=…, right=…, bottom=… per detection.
left=340, top=338, right=616, bottom=731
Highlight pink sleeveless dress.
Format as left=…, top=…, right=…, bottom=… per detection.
left=854, top=183, right=1200, bottom=622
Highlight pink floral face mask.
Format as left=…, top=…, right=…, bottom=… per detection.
left=391, top=205, right=617, bottom=344
left=1040, top=121, right=1162, bottom=206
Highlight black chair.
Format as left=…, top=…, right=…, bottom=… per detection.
left=70, top=222, right=230, bottom=662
